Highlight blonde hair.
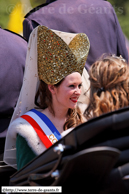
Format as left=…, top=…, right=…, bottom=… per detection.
left=84, top=54, right=129, bottom=119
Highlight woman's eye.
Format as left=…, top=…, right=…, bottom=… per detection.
left=69, top=84, right=82, bottom=88
left=69, top=85, right=75, bottom=88
left=78, top=84, right=82, bottom=88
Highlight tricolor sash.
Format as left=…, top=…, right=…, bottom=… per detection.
left=21, top=109, right=62, bottom=148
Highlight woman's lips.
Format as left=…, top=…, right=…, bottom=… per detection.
left=70, top=98, right=78, bottom=103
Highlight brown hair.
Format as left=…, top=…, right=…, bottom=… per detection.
left=84, top=54, right=129, bottom=119
left=35, top=80, right=84, bottom=130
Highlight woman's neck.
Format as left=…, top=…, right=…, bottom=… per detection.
left=46, top=106, right=68, bottom=121
left=41, top=107, right=68, bottom=133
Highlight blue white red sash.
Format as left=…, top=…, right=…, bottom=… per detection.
left=21, top=109, right=62, bottom=148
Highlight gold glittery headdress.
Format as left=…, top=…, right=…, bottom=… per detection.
left=37, top=26, right=90, bottom=85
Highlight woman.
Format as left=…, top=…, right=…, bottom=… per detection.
left=84, top=54, right=129, bottom=120
left=4, top=25, right=90, bottom=170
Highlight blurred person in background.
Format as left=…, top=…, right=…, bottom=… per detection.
left=84, top=54, right=129, bottom=120
left=0, top=27, right=27, bottom=160
left=23, top=0, right=128, bottom=70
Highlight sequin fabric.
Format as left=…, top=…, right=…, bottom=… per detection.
left=37, top=26, right=90, bottom=85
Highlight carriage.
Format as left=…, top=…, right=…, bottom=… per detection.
left=1, top=106, right=129, bottom=194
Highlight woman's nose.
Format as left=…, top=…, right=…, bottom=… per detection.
left=75, top=87, right=81, bottom=95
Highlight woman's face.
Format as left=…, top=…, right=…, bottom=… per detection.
left=53, top=72, right=82, bottom=109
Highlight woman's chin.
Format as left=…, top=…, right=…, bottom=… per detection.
left=69, top=103, right=77, bottom=109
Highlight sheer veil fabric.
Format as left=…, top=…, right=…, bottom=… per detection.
left=4, top=26, right=90, bottom=169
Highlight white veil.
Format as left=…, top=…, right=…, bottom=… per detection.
left=4, top=26, right=90, bottom=168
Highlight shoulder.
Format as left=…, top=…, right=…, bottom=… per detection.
left=0, top=28, right=27, bottom=43
left=0, top=28, right=27, bottom=55
left=5, top=29, right=27, bottom=42
left=8, top=117, right=33, bottom=138
left=8, top=117, right=46, bottom=155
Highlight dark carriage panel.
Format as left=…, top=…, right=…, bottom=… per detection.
left=4, top=106, right=129, bottom=193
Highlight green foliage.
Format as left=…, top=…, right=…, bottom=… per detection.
left=108, top=0, right=129, bottom=39
left=108, top=0, right=128, bottom=14
left=0, top=0, right=17, bottom=28
left=30, top=0, right=46, bottom=8
left=0, top=0, right=46, bottom=29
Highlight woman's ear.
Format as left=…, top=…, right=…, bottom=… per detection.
left=48, top=84, right=56, bottom=94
